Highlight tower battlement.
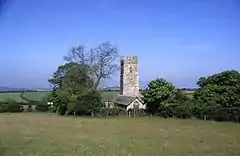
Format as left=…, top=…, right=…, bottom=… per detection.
left=120, top=56, right=138, bottom=64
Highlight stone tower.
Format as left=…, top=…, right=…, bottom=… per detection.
left=120, top=56, right=140, bottom=97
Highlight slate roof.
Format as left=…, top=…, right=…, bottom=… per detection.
left=111, top=95, right=139, bottom=106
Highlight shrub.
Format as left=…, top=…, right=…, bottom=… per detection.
left=143, top=78, right=177, bottom=115
left=0, top=104, right=8, bottom=113
left=35, top=104, right=49, bottom=112
left=193, top=70, right=240, bottom=122
left=7, top=104, right=24, bottom=113
left=96, top=107, right=127, bottom=116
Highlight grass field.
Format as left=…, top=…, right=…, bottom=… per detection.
left=0, top=92, right=49, bottom=103
left=22, top=91, right=50, bottom=102
left=0, top=92, right=27, bottom=103
left=0, top=90, right=194, bottom=104
left=1, top=113, right=240, bottom=156
left=0, top=91, right=119, bottom=103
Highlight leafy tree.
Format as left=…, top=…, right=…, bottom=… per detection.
left=48, top=63, right=93, bottom=103
left=174, top=89, right=190, bottom=104
left=194, top=70, right=240, bottom=121
left=63, top=42, right=119, bottom=89
left=143, top=78, right=177, bottom=115
left=48, top=62, right=103, bottom=115
left=75, top=90, right=103, bottom=116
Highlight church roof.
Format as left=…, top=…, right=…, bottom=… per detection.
left=111, top=95, right=142, bottom=106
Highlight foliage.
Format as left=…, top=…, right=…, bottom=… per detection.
left=174, top=89, right=190, bottom=104
left=75, top=90, right=103, bottom=116
left=48, top=62, right=94, bottom=114
left=48, top=62, right=103, bottom=116
left=7, top=104, right=24, bottom=112
left=0, top=104, right=7, bottom=112
left=143, top=78, right=177, bottom=115
left=96, top=107, right=126, bottom=116
left=142, top=71, right=240, bottom=122
left=143, top=78, right=195, bottom=119
left=35, top=104, right=49, bottom=112
left=194, top=70, right=240, bottom=121
left=0, top=100, right=23, bottom=113
left=63, top=41, right=119, bottom=89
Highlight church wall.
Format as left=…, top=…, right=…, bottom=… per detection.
left=120, top=56, right=140, bottom=97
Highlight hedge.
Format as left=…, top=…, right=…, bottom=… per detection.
left=0, top=104, right=23, bottom=113
left=35, top=104, right=49, bottom=112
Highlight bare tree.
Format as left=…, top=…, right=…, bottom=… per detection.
left=64, top=41, right=119, bottom=89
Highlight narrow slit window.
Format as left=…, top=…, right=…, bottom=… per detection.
left=129, top=67, right=133, bottom=73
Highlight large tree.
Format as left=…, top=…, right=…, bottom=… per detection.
left=143, top=78, right=177, bottom=115
left=194, top=70, right=240, bottom=121
left=48, top=62, right=99, bottom=114
left=63, top=41, right=119, bottom=89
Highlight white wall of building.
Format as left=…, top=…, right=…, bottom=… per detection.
left=126, top=99, right=146, bottom=111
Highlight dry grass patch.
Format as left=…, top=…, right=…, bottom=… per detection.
left=0, top=113, right=240, bottom=156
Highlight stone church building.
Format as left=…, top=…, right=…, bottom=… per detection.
left=108, top=56, right=146, bottom=113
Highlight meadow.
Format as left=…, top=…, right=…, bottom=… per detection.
left=0, top=113, right=240, bottom=156
left=0, top=90, right=194, bottom=104
left=0, top=91, right=120, bottom=103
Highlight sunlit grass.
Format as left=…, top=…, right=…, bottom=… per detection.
left=1, top=113, right=240, bottom=156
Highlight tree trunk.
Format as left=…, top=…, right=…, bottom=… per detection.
left=93, top=77, right=101, bottom=89
left=91, top=111, right=94, bottom=116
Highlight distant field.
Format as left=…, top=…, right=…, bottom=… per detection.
left=22, top=91, right=50, bottom=102
left=1, top=113, right=240, bottom=156
left=0, top=90, right=194, bottom=103
left=182, top=90, right=195, bottom=99
left=0, top=91, right=119, bottom=103
left=0, top=91, right=49, bottom=103
left=0, top=92, right=26, bottom=103
left=100, top=91, right=119, bottom=102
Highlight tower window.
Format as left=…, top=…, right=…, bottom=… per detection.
left=129, top=67, right=133, bottom=73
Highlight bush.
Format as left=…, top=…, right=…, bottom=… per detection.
left=143, top=78, right=177, bottom=115
left=35, top=104, right=49, bottom=112
left=0, top=104, right=8, bottom=113
left=7, top=104, right=24, bottom=112
left=96, top=107, right=127, bottom=116
left=193, top=70, right=240, bottom=122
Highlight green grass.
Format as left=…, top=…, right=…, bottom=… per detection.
left=22, top=91, right=50, bottom=102
left=0, top=91, right=119, bottom=103
left=1, top=113, right=240, bottom=156
left=0, top=90, right=193, bottom=104
left=182, top=91, right=195, bottom=99
left=100, top=91, right=119, bottom=102
left=0, top=91, right=50, bottom=103
left=0, top=92, right=27, bottom=103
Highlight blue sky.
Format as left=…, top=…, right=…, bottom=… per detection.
left=0, top=0, right=240, bottom=88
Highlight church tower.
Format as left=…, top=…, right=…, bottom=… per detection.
left=120, top=56, right=140, bottom=97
